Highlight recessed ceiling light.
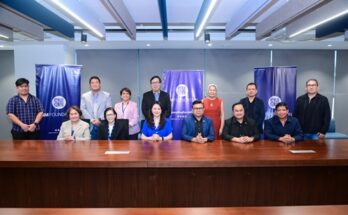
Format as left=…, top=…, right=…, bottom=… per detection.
left=146, top=43, right=151, bottom=47
left=0, top=45, right=4, bottom=48
left=327, top=44, right=332, bottom=47
left=207, top=43, right=212, bottom=47
left=84, top=44, right=89, bottom=47
left=268, top=43, right=273, bottom=47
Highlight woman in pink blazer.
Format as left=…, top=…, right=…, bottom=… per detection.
left=114, top=88, right=140, bottom=140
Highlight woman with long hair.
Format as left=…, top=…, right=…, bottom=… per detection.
left=141, top=101, right=173, bottom=141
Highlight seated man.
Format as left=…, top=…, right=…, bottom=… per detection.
left=182, top=100, right=214, bottom=143
left=222, top=102, right=259, bottom=143
left=264, top=102, right=303, bottom=144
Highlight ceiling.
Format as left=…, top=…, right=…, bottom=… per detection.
left=0, top=0, right=348, bottom=50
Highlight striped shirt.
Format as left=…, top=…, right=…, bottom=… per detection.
left=6, top=94, right=44, bottom=132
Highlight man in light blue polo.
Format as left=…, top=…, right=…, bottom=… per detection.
left=81, top=76, right=112, bottom=139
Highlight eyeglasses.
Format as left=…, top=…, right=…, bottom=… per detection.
left=193, top=107, right=204, bottom=110
left=306, top=84, right=318, bottom=87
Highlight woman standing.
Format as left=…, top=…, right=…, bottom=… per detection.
left=57, top=106, right=90, bottom=140
left=202, top=84, right=225, bottom=140
left=114, top=88, right=140, bottom=140
left=141, top=101, right=173, bottom=141
left=98, top=107, right=129, bottom=140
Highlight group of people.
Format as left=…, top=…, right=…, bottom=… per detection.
left=6, top=76, right=331, bottom=144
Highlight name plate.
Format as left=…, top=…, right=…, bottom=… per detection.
left=289, top=150, right=316, bottom=154
left=105, top=150, right=130, bottom=155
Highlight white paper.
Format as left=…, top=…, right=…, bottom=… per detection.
left=289, top=150, right=316, bottom=154
left=105, top=150, right=130, bottom=155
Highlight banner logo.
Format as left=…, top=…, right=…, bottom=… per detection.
left=268, top=96, right=281, bottom=109
left=175, top=84, right=188, bottom=97
left=52, top=96, right=66, bottom=109
left=162, top=70, right=203, bottom=139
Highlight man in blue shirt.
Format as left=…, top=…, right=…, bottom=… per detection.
left=264, top=102, right=303, bottom=143
left=6, top=78, right=44, bottom=140
left=182, top=100, right=214, bottom=143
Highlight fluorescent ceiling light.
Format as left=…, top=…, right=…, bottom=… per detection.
left=289, top=9, right=348, bottom=38
left=256, top=0, right=324, bottom=40
left=0, top=34, right=9, bottom=39
left=195, top=0, right=218, bottom=38
left=50, top=0, right=104, bottom=38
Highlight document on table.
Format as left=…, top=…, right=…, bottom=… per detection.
left=289, top=150, right=316, bottom=154
left=105, top=150, right=130, bottom=155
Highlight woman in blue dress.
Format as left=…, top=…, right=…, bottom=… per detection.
left=141, top=101, right=173, bottom=141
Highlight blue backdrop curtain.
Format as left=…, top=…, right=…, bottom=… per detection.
left=254, top=66, right=297, bottom=120
left=36, top=64, right=81, bottom=139
left=162, top=70, right=203, bottom=140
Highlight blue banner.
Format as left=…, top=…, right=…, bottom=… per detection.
left=162, top=70, right=203, bottom=140
left=254, top=66, right=297, bottom=120
left=36, top=65, right=81, bottom=139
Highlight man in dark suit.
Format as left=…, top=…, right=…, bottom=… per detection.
left=240, top=82, right=265, bottom=134
left=141, top=75, right=171, bottom=118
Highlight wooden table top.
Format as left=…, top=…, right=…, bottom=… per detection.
left=1, top=205, right=348, bottom=215
left=1, top=139, right=348, bottom=168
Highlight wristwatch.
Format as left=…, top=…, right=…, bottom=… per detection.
left=34, top=122, right=39, bottom=127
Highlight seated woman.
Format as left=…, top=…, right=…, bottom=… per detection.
left=222, top=102, right=259, bottom=143
left=57, top=106, right=90, bottom=140
left=141, top=101, right=173, bottom=141
left=264, top=102, right=303, bottom=144
left=98, top=107, right=129, bottom=140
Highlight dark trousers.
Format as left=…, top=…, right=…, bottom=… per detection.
left=11, top=130, right=40, bottom=140
left=129, top=133, right=139, bottom=140
left=90, top=125, right=98, bottom=140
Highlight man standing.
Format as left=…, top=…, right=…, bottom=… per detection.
left=7, top=78, right=44, bottom=140
left=240, top=83, right=265, bottom=134
left=141, top=75, right=171, bottom=118
left=293, top=79, right=331, bottom=139
left=181, top=100, right=214, bottom=143
left=222, top=102, right=259, bottom=143
left=81, top=76, right=112, bottom=139
left=264, top=102, right=303, bottom=143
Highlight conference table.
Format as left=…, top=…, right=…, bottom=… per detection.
left=0, top=139, right=348, bottom=207
left=1, top=205, right=348, bottom=215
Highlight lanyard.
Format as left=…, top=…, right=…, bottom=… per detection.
left=122, top=102, right=128, bottom=115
